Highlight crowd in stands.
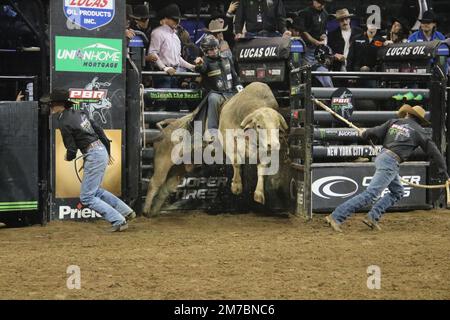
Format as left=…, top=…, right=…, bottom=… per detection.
left=125, top=0, right=448, bottom=89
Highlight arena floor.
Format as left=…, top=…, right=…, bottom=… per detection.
left=1, top=210, right=449, bottom=300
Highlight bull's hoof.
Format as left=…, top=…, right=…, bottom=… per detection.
left=142, top=210, right=159, bottom=218
left=142, top=205, right=153, bottom=218
left=254, top=190, right=265, bottom=205
left=231, top=181, right=243, bottom=195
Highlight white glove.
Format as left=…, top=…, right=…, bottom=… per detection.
left=235, top=85, right=244, bottom=92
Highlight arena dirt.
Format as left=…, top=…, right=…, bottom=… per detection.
left=1, top=210, right=449, bottom=300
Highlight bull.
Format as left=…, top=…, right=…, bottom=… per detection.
left=142, top=82, right=288, bottom=217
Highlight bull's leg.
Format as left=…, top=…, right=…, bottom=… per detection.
left=231, top=163, right=243, bottom=195
left=142, top=152, right=173, bottom=217
left=150, top=167, right=185, bottom=215
left=254, top=164, right=266, bottom=204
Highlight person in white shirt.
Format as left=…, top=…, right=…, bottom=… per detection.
left=147, top=4, right=195, bottom=88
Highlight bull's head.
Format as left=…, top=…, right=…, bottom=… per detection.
left=240, top=108, right=288, bottom=154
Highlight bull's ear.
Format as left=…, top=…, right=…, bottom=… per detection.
left=240, top=113, right=255, bottom=130
left=278, top=114, right=288, bottom=131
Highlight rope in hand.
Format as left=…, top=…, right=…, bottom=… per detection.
left=74, top=154, right=87, bottom=184
left=313, top=99, right=450, bottom=194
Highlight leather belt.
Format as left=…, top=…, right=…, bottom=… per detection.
left=82, top=140, right=103, bottom=154
left=384, top=148, right=402, bottom=163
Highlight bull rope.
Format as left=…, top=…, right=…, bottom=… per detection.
left=313, top=99, right=450, bottom=198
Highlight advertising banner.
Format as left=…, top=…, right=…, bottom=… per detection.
left=0, top=102, right=39, bottom=212
left=55, top=36, right=122, bottom=73
left=50, top=0, right=125, bottom=220
left=311, top=163, right=428, bottom=212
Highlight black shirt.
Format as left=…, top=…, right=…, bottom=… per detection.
left=351, top=33, right=385, bottom=71
left=234, top=0, right=287, bottom=34
left=362, top=118, right=449, bottom=178
left=297, top=6, right=328, bottom=45
left=195, top=55, right=240, bottom=92
left=58, top=109, right=111, bottom=161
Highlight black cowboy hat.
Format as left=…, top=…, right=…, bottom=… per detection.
left=419, top=10, right=438, bottom=24
left=391, top=16, right=410, bottom=32
left=291, top=16, right=304, bottom=32
left=130, top=4, right=150, bottom=20
left=40, top=89, right=75, bottom=107
left=158, top=4, right=182, bottom=21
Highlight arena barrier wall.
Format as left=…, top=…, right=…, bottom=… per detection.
left=289, top=42, right=449, bottom=216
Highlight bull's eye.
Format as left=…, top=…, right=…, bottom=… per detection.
left=256, top=124, right=262, bottom=129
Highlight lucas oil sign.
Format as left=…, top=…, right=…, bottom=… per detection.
left=55, top=36, right=122, bottom=73
left=64, top=0, right=115, bottom=30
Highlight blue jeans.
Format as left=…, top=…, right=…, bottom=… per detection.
left=152, top=67, right=186, bottom=88
left=80, top=144, right=132, bottom=226
left=207, top=92, right=233, bottom=130
left=331, top=151, right=404, bottom=224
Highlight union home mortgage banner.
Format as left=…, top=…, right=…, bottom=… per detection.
left=50, top=0, right=126, bottom=221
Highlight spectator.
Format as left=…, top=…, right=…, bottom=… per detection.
left=148, top=4, right=195, bottom=88
left=328, top=8, right=362, bottom=72
left=297, top=0, right=331, bottom=66
left=213, top=6, right=237, bottom=51
left=400, top=0, right=431, bottom=32
left=351, top=24, right=385, bottom=72
left=205, top=18, right=233, bottom=59
left=296, top=0, right=333, bottom=87
left=125, top=5, right=135, bottom=43
left=129, top=4, right=152, bottom=48
left=226, top=1, right=240, bottom=19
left=178, top=25, right=201, bottom=65
left=385, top=17, right=410, bottom=45
left=408, top=10, right=446, bottom=42
left=234, top=0, right=291, bottom=39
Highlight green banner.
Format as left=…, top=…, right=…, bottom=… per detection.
left=55, top=36, right=122, bottom=73
left=147, top=91, right=202, bottom=100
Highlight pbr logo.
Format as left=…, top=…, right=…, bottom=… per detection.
left=70, top=77, right=112, bottom=124
left=69, top=89, right=107, bottom=101
left=64, top=0, right=115, bottom=31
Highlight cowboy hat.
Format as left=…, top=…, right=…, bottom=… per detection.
left=130, top=4, right=150, bottom=20
left=331, top=8, right=354, bottom=20
left=205, top=18, right=228, bottom=33
left=158, top=4, right=182, bottom=21
left=419, top=10, right=438, bottom=24
left=397, top=104, right=430, bottom=125
left=40, top=89, right=75, bottom=107
left=391, top=16, right=410, bottom=32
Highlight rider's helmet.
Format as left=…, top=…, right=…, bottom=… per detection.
left=314, top=44, right=334, bottom=66
left=200, top=34, right=220, bottom=56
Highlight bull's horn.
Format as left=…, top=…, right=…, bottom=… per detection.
left=240, top=113, right=255, bottom=130
left=278, top=114, right=288, bottom=131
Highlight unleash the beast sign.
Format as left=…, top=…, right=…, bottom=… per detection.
left=64, top=0, right=115, bottom=30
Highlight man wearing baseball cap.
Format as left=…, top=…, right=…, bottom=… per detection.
left=45, top=89, right=136, bottom=232
left=326, top=104, right=450, bottom=232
